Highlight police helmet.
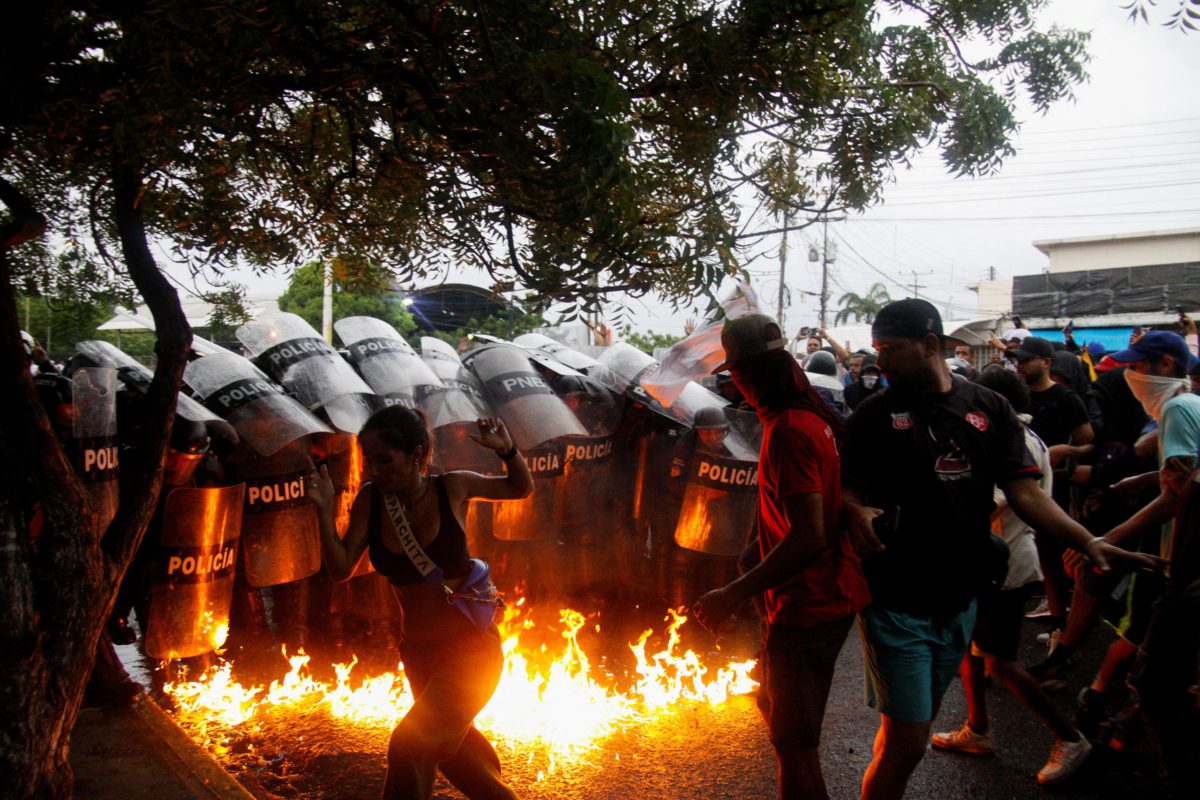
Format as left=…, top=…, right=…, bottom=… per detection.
left=805, top=350, right=838, bottom=376
left=693, top=406, right=730, bottom=431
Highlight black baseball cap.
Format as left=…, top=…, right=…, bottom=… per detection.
left=871, top=298, right=944, bottom=340
left=713, top=313, right=787, bottom=373
left=1007, top=336, right=1054, bottom=361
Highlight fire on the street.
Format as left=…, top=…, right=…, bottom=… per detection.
left=163, top=599, right=757, bottom=779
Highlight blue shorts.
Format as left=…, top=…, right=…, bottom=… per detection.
left=858, top=602, right=977, bottom=723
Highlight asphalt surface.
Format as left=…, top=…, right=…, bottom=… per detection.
left=79, top=597, right=1164, bottom=800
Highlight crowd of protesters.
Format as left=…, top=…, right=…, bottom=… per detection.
left=695, top=300, right=1197, bottom=800
left=16, top=300, right=1200, bottom=800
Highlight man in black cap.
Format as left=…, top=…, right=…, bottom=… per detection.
left=1008, top=335, right=1094, bottom=639
left=841, top=298, right=1158, bottom=800
left=694, top=313, right=869, bottom=800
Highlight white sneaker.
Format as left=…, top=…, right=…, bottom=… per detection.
left=1036, top=629, right=1061, bottom=648
left=1025, top=598, right=1053, bottom=619
left=1037, top=733, right=1092, bottom=785
left=931, top=723, right=996, bottom=755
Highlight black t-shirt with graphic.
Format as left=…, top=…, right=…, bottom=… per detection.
left=1028, top=383, right=1089, bottom=448
left=843, top=378, right=1040, bottom=617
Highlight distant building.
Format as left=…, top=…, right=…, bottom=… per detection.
left=969, top=227, right=1200, bottom=352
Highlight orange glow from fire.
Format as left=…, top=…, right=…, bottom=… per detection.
left=164, top=599, right=756, bottom=772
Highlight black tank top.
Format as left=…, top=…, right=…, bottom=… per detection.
left=367, top=476, right=471, bottom=586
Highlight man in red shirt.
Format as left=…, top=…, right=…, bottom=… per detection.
left=694, top=313, right=870, bottom=800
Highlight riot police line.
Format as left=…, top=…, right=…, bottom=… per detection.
left=51, top=312, right=764, bottom=674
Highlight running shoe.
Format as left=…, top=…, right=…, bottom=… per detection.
left=1037, top=734, right=1092, bottom=785
left=931, top=723, right=996, bottom=755
left=1025, top=597, right=1053, bottom=619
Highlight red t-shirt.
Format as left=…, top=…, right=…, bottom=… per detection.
left=758, top=407, right=871, bottom=627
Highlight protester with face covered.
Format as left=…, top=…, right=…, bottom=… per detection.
left=1061, top=332, right=1200, bottom=798
left=693, top=314, right=869, bottom=800
left=844, top=356, right=883, bottom=411
left=310, top=406, right=531, bottom=800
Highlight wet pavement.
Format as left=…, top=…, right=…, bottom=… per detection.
left=94, top=598, right=1164, bottom=800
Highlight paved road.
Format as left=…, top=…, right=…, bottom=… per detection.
left=122, top=600, right=1161, bottom=800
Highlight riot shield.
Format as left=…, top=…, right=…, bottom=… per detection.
left=74, top=339, right=237, bottom=443
left=230, top=436, right=322, bottom=587
left=321, top=432, right=372, bottom=577
left=185, top=352, right=332, bottom=457
left=237, top=311, right=376, bottom=433
left=597, top=342, right=728, bottom=427
left=335, top=316, right=442, bottom=411
left=557, top=384, right=620, bottom=530
left=806, top=371, right=848, bottom=417
left=419, top=337, right=496, bottom=473
left=419, top=337, right=491, bottom=427
left=513, top=332, right=604, bottom=373
left=464, top=343, right=586, bottom=449
left=554, top=390, right=621, bottom=598
left=490, top=440, right=567, bottom=542
left=673, top=408, right=761, bottom=556
left=71, top=367, right=119, bottom=535
left=143, top=483, right=244, bottom=659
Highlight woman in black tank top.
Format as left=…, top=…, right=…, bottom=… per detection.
left=311, top=406, right=532, bottom=800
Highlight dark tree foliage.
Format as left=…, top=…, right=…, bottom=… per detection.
left=0, top=2, right=1089, bottom=796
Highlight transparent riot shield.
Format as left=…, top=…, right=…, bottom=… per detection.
left=806, top=371, right=848, bottom=417
left=143, top=483, right=244, bottom=659
left=74, top=339, right=237, bottom=443
left=673, top=408, right=761, bottom=556
left=419, top=336, right=491, bottom=426
left=464, top=343, right=586, bottom=449
left=71, top=367, right=119, bottom=535
left=597, top=342, right=728, bottom=427
left=185, top=352, right=332, bottom=457
left=419, top=337, right=496, bottom=473
left=237, top=311, right=376, bottom=433
left=490, top=441, right=567, bottom=542
left=554, top=391, right=621, bottom=598
left=229, top=437, right=322, bottom=587
left=557, top=386, right=620, bottom=531
left=513, top=332, right=604, bottom=373
left=321, top=432, right=372, bottom=577
left=335, top=316, right=442, bottom=411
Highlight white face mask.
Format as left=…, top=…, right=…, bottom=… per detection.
left=861, top=374, right=879, bottom=389
left=1124, top=369, right=1190, bottom=421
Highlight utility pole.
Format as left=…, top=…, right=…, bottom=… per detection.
left=806, top=211, right=841, bottom=329
left=906, top=269, right=933, bottom=299
left=819, top=215, right=832, bottom=329
left=321, top=260, right=334, bottom=342
left=777, top=207, right=791, bottom=329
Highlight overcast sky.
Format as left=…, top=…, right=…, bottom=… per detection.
left=200, top=0, right=1200, bottom=340
left=626, top=0, right=1200, bottom=337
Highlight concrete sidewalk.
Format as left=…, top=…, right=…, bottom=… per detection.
left=70, top=695, right=256, bottom=800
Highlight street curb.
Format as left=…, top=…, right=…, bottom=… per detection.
left=131, top=695, right=257, bottom=800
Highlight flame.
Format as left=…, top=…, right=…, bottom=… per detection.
left=164, top=600, right=756, bottom=775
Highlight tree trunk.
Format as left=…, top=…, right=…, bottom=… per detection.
left=0, top=163, right=188, bottom=797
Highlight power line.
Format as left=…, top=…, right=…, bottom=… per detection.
left=878, top=178, right=1200, bottom=206
left=856, top=208, right=1200, bottom=222
left=1012, top=116, right=1200, bottom=136
left=892, top=159, right=1200, bottom=187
